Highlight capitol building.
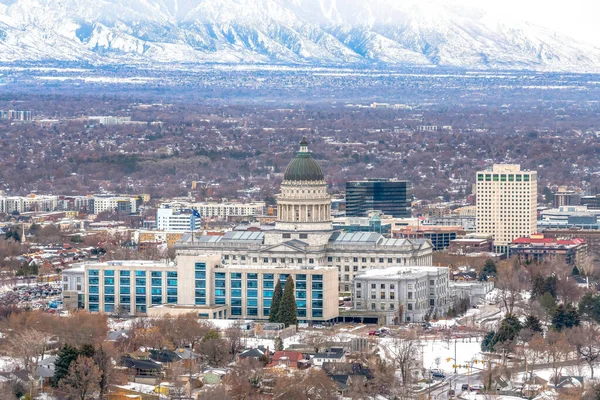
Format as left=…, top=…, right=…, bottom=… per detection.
left=74, top=139, right=436, bottom=324
left=178, top=139, right=433, bottom=292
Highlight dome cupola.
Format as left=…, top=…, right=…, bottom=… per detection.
left=283, top=138, right=325, bottom=182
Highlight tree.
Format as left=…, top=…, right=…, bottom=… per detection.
left=272, top=369, right=338, bottom=400
left=53, top=344, right=79, bottom=386
left=274, top=336, right=284, bottom=351
left=552, top=303, right=580, bottom=331
left=568, top=325, right=600, bottom=379
left=94, top=344, right=125, bottom=397
left=4, top=329, right=49, bottom=395
left=277, top=276, right=297, bottom=327
left=531, top=274, right=548, bottom=299
left=225, top=325, right=244, bottom=361
left=269, top=279, right=283, bottom=323
left=522, top=315, right=543, bottom=334
left=495, top=260, right=527, bottom=314
left=479, top=259, right=497, bottom=281
left=578, top=292, right=600, bottom=323
left=388, top=330, right=421, bottom=385
left=539, top=291, right=557, bottom=322
left=59, top=356, right=101, bottom=400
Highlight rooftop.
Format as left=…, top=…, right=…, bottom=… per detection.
left=73, top=260, right=172, bottom=268
left=356, top=266, right=449, bottom=280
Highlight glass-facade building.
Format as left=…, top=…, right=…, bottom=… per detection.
left=345, top=179, right=410, bottom=218
left=86, top=261, right=177, bottom=315
left=82, top=258, right=338, bottom=323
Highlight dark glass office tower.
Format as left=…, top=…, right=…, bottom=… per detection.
left=345, top=179, right=410, bottom=218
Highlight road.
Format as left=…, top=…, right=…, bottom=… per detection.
left=428, top=371, right=483, bottom=400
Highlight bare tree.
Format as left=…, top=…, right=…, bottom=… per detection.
left=568, top=325, right=600, bottom=379
left=545, top=331, right=573, bottom=386
left=225, top=324, right=244, bottom=361
left=388, top=330, right=421, bottom=386
left=272, top=369, right=338, bottom=400
left=4, top=329, right=49, bottom=395
left=59, top=356, right=101, bottom=400
left=495, top=259, right=528, bottom=315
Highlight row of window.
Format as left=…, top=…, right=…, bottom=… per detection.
left=477, top=174, right=532, bottom=182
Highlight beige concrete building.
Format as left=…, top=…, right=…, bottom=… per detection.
left=178, top=139, right=433, bottom=293
left=476, top=164, right=538, bottom=252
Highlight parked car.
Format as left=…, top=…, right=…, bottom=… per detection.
left=448, top=389, right=455, bottom=397
left=470, top=384, right=483, bottom=391
left=461, top=384, right=469, bottom=391
left=368, top=330, right=377, bottom=336
left=431, top=371, right=445, bottom=379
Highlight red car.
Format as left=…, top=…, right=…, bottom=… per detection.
left=368, top=330, right=377, bottom=336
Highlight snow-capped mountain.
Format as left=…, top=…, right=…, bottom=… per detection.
left=1, top=0, right=599, bottom=70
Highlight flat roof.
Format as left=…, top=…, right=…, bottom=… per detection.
left=73, top=260, right=171, bottom=268
left=356, top=266, right=448, bottom=280
left=216, top=264, right=336, bottom=271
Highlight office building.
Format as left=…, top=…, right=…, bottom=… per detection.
left=156, top=208, right=193, bottom=232
left=62, top=265, right=85, bottom=311
left=345, top=179, right=410, bottom=218
left=83, top=260, right=179, bottom=314
left=476, top=164, right=538, bottom=252
left=538, top=206, right=600, bottom=229
left=581, top=194, right=600, bottom=210
left=553, top=187, right=581, bottom=208
left=352, top=266, right=450, bottom=325
left=79, top=255, right=338, bottom=323
left=177, top=139, right=433, bottom=293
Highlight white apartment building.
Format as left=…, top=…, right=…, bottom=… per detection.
left=0, top=195, right=59, bottom=213
left=156, top=208, right=193, bottom=232
left=91, top=195, right=138, bottom=214
left=352, top=266, right=450, bottom=325
left=193, top=202, right=265, bottom=219
left=476, top=164, right=538, bottom=252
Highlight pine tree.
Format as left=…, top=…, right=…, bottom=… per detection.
left=269, top=280, right=283, bottom=323
left=277, top=276, right=297, bottom=327
left=53, top=344, right=79, bottom=386
left=479, top=259, right=497, bottom=281
left=523, top=315, right=543, bottom=333
left=572, top=265, right=581, bottom=276
left=531, top=274, right=547, bottom=299
left=275, top=336, right=284, bottom=351
left=553, top=303, right=581, bottom=331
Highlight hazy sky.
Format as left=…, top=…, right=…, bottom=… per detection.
left=458, top=0, right=599, bottom=43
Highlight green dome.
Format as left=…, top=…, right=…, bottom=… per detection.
left=283, top=138, right=325, bottom=182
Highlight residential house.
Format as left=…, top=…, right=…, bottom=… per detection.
left=312, top=348, right=346, bottom=367
left=202, top=368, right=228, bottom=384
left=238, top=346, right=270, bottom=362
left=266, top=351, right=307, bottom=369
left=121, top=357, right=163, bottom=385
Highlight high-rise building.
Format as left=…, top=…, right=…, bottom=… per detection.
left=345, top=179, right=410, bottom=218
left=553, top=187, right=580, bottom=208
left=475, top=164, right=538, bottom=252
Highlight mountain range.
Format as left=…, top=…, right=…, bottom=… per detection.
left=1, top=0, right=600, bottom=71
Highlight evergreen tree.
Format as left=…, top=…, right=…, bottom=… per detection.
left=493, top=314, right=522, bottom=346
left=269, top=280, right=283, bottom=323
left=53, top=344, right=79, bottom=386
left=523, top=315, right=543, bottom=333
left=481, top=331, right=496, bottom=352
left=479, top=259, right=497, bottom=281
left=553, top=303, right=580, bottom=331
left=545, top=276, right=558, bottom=298
left=540, top=292, right=557, bottom=317
left=277, top=276, right=297, bottom=327
left=579, top=292, right=600, bottom=323
left=274, top=336, right=284, bottom=351
left=572, top=265, right=581, bottom=276
left=531, top=275, right=547, bottom=299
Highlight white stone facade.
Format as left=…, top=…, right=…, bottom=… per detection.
left=353, top=266, right=450, bottom=325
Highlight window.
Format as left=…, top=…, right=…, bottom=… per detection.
left=371, top=284, right=376, bottom=289
left=356, top=283, right=361, bottom=288
left=381, top=303, right=385, bottom=310
left=371, top=303, right=376, bottom=310
left=380, top=284, right=385, bottom=289
left=408, top=292, right=413, bottom=299
left=380, top=292, right=385, bottom=299
left=283, top=233, right=291, bottom=239
left=299, top=233, right=308, bottom=239
left=390, top=284, right=395, bottom=290
left=390, top=292, right=395, bottom=300
left=408, top=303, right=413, bottom=310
